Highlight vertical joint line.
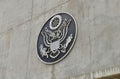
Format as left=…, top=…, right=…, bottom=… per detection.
left=51, top=65, right=55, bottom=79
left=31, top=0, right=33, bottom=20
left=89, top=35, right=92, bottom=60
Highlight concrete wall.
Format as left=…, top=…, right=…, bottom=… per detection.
left=0, top=0, right=120, bottom=79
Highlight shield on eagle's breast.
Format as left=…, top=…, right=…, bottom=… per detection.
left=50, top=40, right=60, bottom=51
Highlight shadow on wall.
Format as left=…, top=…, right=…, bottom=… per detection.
left=96, top=74, right=120, bottom=79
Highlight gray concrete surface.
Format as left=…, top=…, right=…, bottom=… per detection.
left=0, top=0, right=120, bottom=79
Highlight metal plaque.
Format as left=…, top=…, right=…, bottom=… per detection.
left=37, top=13, right=77, bottom=64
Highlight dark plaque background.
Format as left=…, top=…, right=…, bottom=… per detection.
left=37, top=13, right=77, bottom=64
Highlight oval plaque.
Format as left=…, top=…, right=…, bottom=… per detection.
left=37, top=13, right=77, bottom=64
